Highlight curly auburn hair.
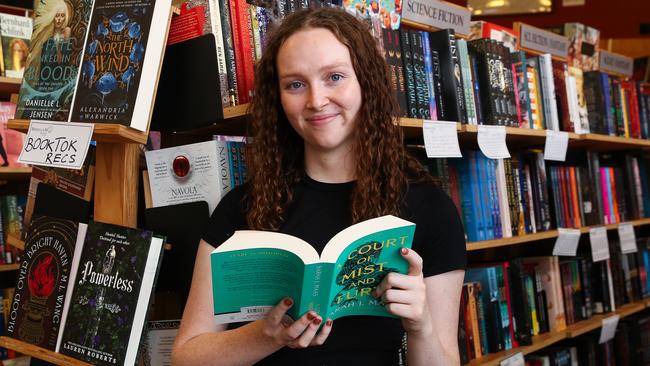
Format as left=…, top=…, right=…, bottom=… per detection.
left=246, top=7, right=430, bottom=230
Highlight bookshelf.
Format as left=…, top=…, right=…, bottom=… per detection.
left=0, top=337, right=92, bottom=366
left=466, top=299, right=650, bottom=366
left=0, top=264, right=19, bottom=272
left=0, top=167, right=31, bottom=181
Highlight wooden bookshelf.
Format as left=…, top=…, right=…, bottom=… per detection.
left=223, top=103, right=250, bottom=119
left=7, top=120, right=149, bottom=144
left=0, top=77, right=21, bottom=100
left=0, top=264, right=20, bottom=272
left=0, top=337, right=92, bottom=366
left=471, top=299, right=649, bottom=366
left=0, top=167, right=31, bottom=180
left=577, top=133, right=650, bottom=152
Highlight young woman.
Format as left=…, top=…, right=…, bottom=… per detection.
left=172, top=8, right=466, bottom=365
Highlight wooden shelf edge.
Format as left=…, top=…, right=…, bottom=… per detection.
left=0, top=167, right=31, bottom=175
left=0, top=264, right=20, bottom=272
left=0, top=76, right=21, bottom=86
left=8, top=120, right=148, bottom=145
left=223, top=103, right=249, bottom=119
left=6, top=235, right=25, bottom=250
left=467, top=231, right=559, bottom=251
left=0, top=337, right=92, bottom=366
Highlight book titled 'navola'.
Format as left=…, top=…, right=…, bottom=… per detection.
left=211, top=215, right=415, bottom=323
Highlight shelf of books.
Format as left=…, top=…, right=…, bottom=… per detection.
left=0, top=77, right=21, bottom=100
left=7, top=119, right=149, bottom=145
left=0, top=337, right=92, bottom=366
left=468, top=299, right=650, bottom=366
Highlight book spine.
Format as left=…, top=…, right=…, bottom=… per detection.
left=249, top=5, right=262, bottom=62
left=229, top=0, right=247, bottom=104
left=429, top=29, right=465, bottom=122
left=219, top=0, right=238, bottom=105
left=411, top=31, right=430, bottom=120
left=400, top=30, right=418, bottom=118
left=207, top=0, right=230, bottom=108
left=421, top=32, right=438, bottom=120
left=602, top=73, right=615, bottom=135
left=458, top=39, right=477, bottom=125
left=469, top=52, right=484, bottom=125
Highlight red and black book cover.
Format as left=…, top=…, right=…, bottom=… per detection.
left=7, top=215, right=79, bottom=350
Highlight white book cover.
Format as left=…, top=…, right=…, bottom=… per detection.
left=495, top=159, right=512, bottom=238
left=541, top=54, right=559, bottom=131
left=145, top=140, right=221, bottom=214
left=0, top=13, right=32, bottom=78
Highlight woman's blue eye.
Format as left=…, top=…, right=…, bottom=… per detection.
left=330, top=74, right=343, bottom=82
left=287, top=81, right=303, bottom=89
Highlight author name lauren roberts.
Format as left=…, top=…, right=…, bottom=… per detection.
left=62, top=342, right=118, bottom=364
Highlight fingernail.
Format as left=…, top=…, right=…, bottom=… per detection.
left=313, top=317, right=322, bottom=325
left=307, top=312, right=315, bottom=321
left=401, top=248, right=409, bottom=255
left=284, top=298, right=293, bottom=306
left=326, top=319, right=333, bottom=326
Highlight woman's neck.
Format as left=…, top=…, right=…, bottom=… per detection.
left=303, top=146, right=356, bottom=183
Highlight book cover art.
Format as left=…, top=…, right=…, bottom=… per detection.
left=6, top=215, right=80, bottom=350
left=0, top=14, right=33, bottom=78
left=0, top=102, right=26, bottom=167
left=59, top=221, right=162, bottom=366
left=70, top=0, right=156, bottom=125
left=16, top=0, right=93, bottom=121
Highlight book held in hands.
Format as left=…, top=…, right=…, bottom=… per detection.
left=211, top=215, right=415, bottom=324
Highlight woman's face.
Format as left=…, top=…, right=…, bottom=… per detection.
left=12, top=43, right=25, bottom=60
left=54, top=10, right=66, bottom=30
left=277, top=27, right=362, bottom=158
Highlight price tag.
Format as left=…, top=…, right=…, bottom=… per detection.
left=599, top=315, right=620, bottom=344
left=552, top=228, right=581, bottom=256
left=618, top=223, right=638, bottom=254
left=477, top=125, right=510, bottom=159
left=544, top=130, right=569, bottom=161
left=422, top=120, right=462, bottom=158
left=18, top=120, right=94, bottom=170
left=589, top=227, right=610, bottom=262
left=500, top=352, right=525, bottom=366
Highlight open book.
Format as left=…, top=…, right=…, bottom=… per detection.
left=211, top=215, right=415, bottom=324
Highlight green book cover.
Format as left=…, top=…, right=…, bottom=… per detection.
left=211, top=215, right=415, bottom=324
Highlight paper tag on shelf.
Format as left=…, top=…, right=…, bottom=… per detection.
left=477, top=125, right=510, bottom=159
left=552, top=228, right=581, bottom=256
left=589, top=227, right=610, bottom=262
left=618, top=223, right=638, bottom=254
left=544, top=130, right=569, bottom=161
left=500, top=352, right=525, bottom=366
left=18, top=120, right=94, bottom=170
left=599, top=315, right=620, bottom=344
left=422, top=120, right=462, bottom=158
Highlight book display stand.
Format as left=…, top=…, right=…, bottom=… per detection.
left=0, top=1, right=648, bottom=365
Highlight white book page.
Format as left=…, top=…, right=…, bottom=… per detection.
left=214, top=230, right=320, bottom=264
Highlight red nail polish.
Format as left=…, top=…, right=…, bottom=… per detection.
left=313, top=318, right=322, bottom=325
left=307, top=312, right=315, bottom=321
left=284, top=298, right=293, bottom=306
left=401, top=248, right=409, bottom=255
left=326, top=319, right=333, bottom=326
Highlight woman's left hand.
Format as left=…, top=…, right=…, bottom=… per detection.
left=373, top=248, right=432, bottom=336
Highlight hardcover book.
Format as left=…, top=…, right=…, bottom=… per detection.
left=16, top=0, right=93, bottom=121
left=212, top=215, right=415, bottom=324
left=70, top=0, right=172, bottom=131
left=7, top=215, right=85, bottom=350
left=144, top=140, right=222, bottom=214
left=57, top=221, right=165, bottom=366
left=0, top=14, right=32, bottom=78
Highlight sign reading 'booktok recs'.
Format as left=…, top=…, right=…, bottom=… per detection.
left=517, top=23, right=569, bottom=59
left=402, top=0, right=471, bottom=37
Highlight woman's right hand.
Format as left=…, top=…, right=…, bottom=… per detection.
left=261, top=297, right=333, bottom=349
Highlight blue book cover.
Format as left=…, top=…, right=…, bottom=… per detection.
left=421, top=31, right=437, bottom=120
left=601, top=72, right=615, bottom=136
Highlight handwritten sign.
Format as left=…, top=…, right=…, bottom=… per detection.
left=599, top=315, right=620, bottom=344
left=402, top=0, right=471, bottom=37
left=500, top=352, right=525, bottom=366
left=422, top=120, right=462, bottom=158
left=618, top=223, right=638, bottom=254
left=544, top=130, right=569, bottom=161
left=18, top=120, right=94, bottom=170
left=477, top=125, right=510, bottom=159
left=599, top=50, right=633, bottom=77
left=518, top=23, right=569, bottom=59
left=552, top=228, right=581, bottom=256
left=589, top=227, right=610, bottom=262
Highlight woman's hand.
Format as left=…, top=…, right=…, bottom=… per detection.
left=373, top=248, right=432, bottom=336
left=260, top=297, right=334, bottom=348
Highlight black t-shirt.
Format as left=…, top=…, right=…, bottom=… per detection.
left=203, top=176, right=466, bottom=365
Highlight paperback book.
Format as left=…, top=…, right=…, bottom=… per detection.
left=57, top=221, right=165, bottom=366
left=0, top=14, right=32, bottom=78
left=212, top=215, right=415, bottom=324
